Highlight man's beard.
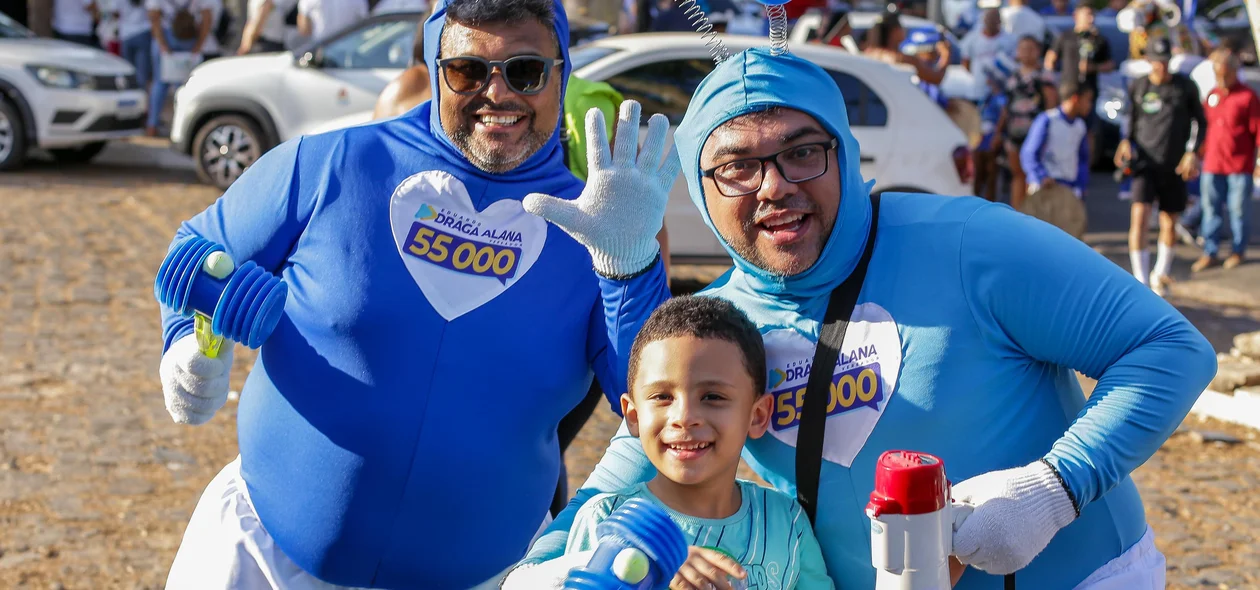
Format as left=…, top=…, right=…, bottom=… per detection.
left=450, top=99, right=549, bottom=174
left=729, top=196, right=831, bottom=277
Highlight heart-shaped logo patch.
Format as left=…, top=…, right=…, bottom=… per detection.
left=761, top=302, right=901, bottom=468
left=389, top=170, right=547, bottom=321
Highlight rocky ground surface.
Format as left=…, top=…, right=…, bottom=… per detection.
left=1, top=157, right=1258, bottom=588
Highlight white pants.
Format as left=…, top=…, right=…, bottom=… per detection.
left=166, top=457, right=552, bottom=590
left=1072, top=527, right=1165, bottom=590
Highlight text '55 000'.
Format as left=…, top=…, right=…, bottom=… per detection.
left=771, top=361, right=885, bottom=430
left=405, top=222, right=522, bottom=284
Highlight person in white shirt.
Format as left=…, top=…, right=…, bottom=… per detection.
left=145, top=0, right=214, bottom=135
left=961, top=8, right=1016, bottom=97
left=53, top=0, right=99, bottom=46
left=1001, top=0, right=1048, bottom=47
left=237, top=0, right=298, bottom=54
left=119, top=0, right=154, bottom=86
left=296, top=0, right=368, bottom=41
left=199, top=0, right=224, bottom=60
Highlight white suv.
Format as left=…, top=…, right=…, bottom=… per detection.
left=171, top=12, right=420, bottom=188
left=0, top=12, right=147, bottom=170
left=574, top=34, right=974, bottom=260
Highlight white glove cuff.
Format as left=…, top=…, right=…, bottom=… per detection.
left=591, top=246, right=661, bottom=279
left=499, top=550, right=596, bottom=589
left=1017, top=460, right=1079, bottom=528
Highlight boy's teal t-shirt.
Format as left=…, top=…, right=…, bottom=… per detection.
left=565, top=481, right=834, bottom=590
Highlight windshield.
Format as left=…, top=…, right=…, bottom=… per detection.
left=569, top=45, right=620, bottom=72
left=0, top=11, right=36, bottom=39
left=1207, top=0, right=1245, bottom=21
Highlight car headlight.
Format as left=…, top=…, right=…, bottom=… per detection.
left=25, top=65, right=93, bottom=90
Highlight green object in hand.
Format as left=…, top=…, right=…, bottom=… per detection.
left=194, top=313, right=224, bottom=359
left=699, top=547, right=748, bottom=590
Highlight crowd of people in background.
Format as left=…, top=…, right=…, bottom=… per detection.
left=830, top=0, right=1256, bottom=298
left=26, top=0, right=1260, bottom=292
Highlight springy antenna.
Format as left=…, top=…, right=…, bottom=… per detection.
left=674, top=0, right=732, bottom=64
left=766, top=3, right=788, bottom=55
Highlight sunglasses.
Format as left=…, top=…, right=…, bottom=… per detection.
left=437, top=55, right=564, bottom=96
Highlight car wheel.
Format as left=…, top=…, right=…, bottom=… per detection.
left=193, top=114, right=265, bottom=190
left=49, top=141, right=107, bottom=164
left=0, top=98, right=29, bottom=171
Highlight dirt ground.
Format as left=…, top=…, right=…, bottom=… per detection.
left=1, top=161, right=1257, bottom=588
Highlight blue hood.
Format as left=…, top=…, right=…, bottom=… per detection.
left=419, top=0, right=572, bottom=185
left=675, top=48, right=874, bottom=323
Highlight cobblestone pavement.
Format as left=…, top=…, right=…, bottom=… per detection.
left=1, top=161, right=1258, bottom=588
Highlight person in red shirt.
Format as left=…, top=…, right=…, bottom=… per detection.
left=1192, top=47, right=1260, bottom=272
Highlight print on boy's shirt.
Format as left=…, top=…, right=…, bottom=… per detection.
left=565, top=482, right=826, bottom=590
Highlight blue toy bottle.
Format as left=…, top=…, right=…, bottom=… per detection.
left=154, top=235, right=287, bottom=357
left=563, top=499, right=688, bottom=590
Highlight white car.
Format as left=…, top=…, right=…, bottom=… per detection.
left=0, top=12, right=147, bottom=171
left=574, top=34, right=973, bottom=260
left=172, top=19, right=972, bottom=260
left=171, top=12, right=420, bottom=188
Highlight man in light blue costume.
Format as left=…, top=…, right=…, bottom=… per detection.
left=155, top=0, right=677, bottom=586
left=514, top=48, right=1216, bottom=589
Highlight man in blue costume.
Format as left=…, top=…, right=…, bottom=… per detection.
left=155, top=0, right=677, bottom=586
left=512, top=48, right=1216, bottom=589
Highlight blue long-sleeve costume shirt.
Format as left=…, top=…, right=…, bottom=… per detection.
left=526, top=48, right=1215, bottom=589
left=1020, top=106, right=1091, bottom=193
left=156, top=1, right=669, bottom=587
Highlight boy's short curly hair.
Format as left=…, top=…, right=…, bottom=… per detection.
left=627, top=296, right=767, bottom=396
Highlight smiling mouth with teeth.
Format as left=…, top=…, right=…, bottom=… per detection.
left=477, top=114, right=524, bottom=126
left=666, top=441, right=713, bottom=451
left=760, top=212, right=805, bottom=228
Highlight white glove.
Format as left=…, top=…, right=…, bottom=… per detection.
left=159, top=333, right=233, bottom=425
left=524, top=100, right=680, bottom=277
left=951, top=460, right=1078, bottom=575
left=499, top=551, right=595, bottom=590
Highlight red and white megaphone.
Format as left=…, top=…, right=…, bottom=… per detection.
left=866, top=451, right=972, bottom=590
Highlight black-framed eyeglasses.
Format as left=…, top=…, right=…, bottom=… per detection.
left=701, top=139, right=839, bottom=197
left=437, top=55, right=565, bottom=96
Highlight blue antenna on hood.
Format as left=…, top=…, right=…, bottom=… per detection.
left=759, top=0, right=791, bottom=56
left=670, top=0, right=792, bottom=63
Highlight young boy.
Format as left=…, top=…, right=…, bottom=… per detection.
left=1020, top=80, right=1091, bottom=201
left=1002, top=35, right=1059, bottom=210
left=564, top=296, right=834, bottom=589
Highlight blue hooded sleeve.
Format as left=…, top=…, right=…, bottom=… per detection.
left=159, top=137, right=316, bottom=353
left=1075, top=127, right=1090, bottom=192
left=1020, top=112, right=1051, bottom=186
left=524, top=422, right=655, bottom=562
left=958, top=203, right=1216, bottom=509
left=592, top=257, right=673, bottom=410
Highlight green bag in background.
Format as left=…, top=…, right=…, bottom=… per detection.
left=563, top=75, right=624, bottom=182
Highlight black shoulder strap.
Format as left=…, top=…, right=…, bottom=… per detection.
left=796, top=194, right=880, bottom=524
left=792, top=195, right=1016, bottom=588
